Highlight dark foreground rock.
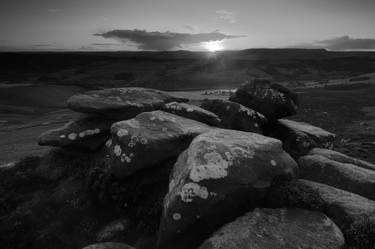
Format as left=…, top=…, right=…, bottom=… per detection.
left=264, top=119, right=335, bottom=158
left=308, top=148, right=375, bottom=171
left=267, top=179, right=375, bottom=249
left=108, top=111, right=211, bottom=178
left=160, top=102, right=221, bottom=126
left=200, top=99, right=267, bottom=133
left=299, top=155, right=375, bottom=200
left=229, top=79, right=298, bottom=121
left=198, top=208, right=345, bottom=249
left=67, top=87, right=187, bottom=118
left=158, top=129, right=298, bottom=249
left=38, top=116, right=116, bottom=151
left=82, top=242, right=134, bottom=249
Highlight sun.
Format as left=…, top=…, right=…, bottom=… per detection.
left=203, top=41, right=224, bottom=52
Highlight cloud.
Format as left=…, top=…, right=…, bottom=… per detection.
left=47, top=9, right=61, bottom=13
left=293, top=36, right=375, bottom=51
left=94, top=29, right=242, bottom=50
left=216, top=10, right=236, bottom=24
left=91, top=43, right=123, bottom=46
left=32, top=44, right=52, bottom=47
left=316, top=36, right=375, bottom=50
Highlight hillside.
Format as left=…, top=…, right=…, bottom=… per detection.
left=1, top=49, right=375, bottom=91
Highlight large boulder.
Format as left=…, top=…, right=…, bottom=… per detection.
left=160, top=102, right=221, bottom=126
left=298, top=155, right=375, bottom=200
left=158, top=129, right=298, bottom=249
left=308, top=148, right=375, bottom=171
left=264, top=119, right=335, bottom=158
left=229, top=79, right=298, bottom=121
left=67, top=87, right=187, bottom=118
left=200, top=99, right=267, bottom=133
left=107, top=111, right=211, bottom=178
left=267, top=179, right=375, bottom=249
left=38, top=116, right=115, bottom=151
left=82, top=243, right=134, bottom=249
left=198, top=208, right=345, bottom=249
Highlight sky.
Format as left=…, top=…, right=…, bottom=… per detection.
left=0, top=0, right=375, bottom=51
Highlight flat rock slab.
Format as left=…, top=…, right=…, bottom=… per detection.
left=267, top=179, right=375, bottom=249
left=298, top=180, right=375, bottom=240
left=158, top=129, right=298, bottom=249
left=38, top=116, right=115, bottom=151
left=308, top=148, right=375, bottom=171
left=229, top=79, right=298, bottom=121
left=82, top=243, right=134, bottom=249
left=299, top=155, right=375, bottom=200
left=67, top=87, right=187, bottom=118
left=160, top=102, right=221, bottom=126
left=264, top=119, right=335, bottom=158
left=200, top=99, right=267, bottom=133
left=108, top=111, right=211, bottom=178
left=198, top=208, right=345, bottom=249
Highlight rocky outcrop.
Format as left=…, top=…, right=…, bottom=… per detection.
left=264, top=119, right=335, bottom=158
left=30, top=83, right=375, bottom=249
left=158, top=129, right=298, bottom=249
left=229, top=79, right=298, bottom=121
left=160, top=102, right=221, bottom=126
left=198, top=208, right=345, bottom=249
left=67, top=87, right=187, bottom=118
left=297, top=180, right=375, bottom=228
left=308, top=148, right=375, bottom=171
left=82, top=242, right=134, bottom=249
left=200, top=99, right=267, bottom=133
left=107, top=111, right=211, bottom=178
left=299, top=155, right=375, bottom=200
left=38, top=116, right=116, bottom=151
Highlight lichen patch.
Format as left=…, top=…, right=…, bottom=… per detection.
left=68, top=133, right=77, bottom=140
left=114, top=145, right=122, bottom=157
left=180, top=182, right=209, bottom=202
left=105, top=139, right=112, bottom=147
left=117, top=129, right=128, bottom=137
left=190, top=152, right=229, bottom=182
left=172, top=213, right=182, bottom=221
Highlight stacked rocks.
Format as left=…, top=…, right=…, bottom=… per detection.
left=38, top=87, right=215, bottom=151
left=35, top=81, right=375, bottom=249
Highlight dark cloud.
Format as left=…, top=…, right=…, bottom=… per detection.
left=94, top=29, right=242, bottom=50
left=316, top=36, right=375, bottom=50
left=91, top=43, right=123, bottom=46
left=293, top=36, right=375, bottom=51
left=32, top=44, right=52, bottom=47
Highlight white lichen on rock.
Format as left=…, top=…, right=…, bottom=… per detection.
left=190, top=152, right=230, bottom=182
left=180, top=182, right=209, bottom=202
left=117, top=129, right=128, bottom=137
left=68, top=133, right=77, bottom=140
left=172, top=213, right=182, bottom=221
left=114, top=145, right=122, bottom=157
